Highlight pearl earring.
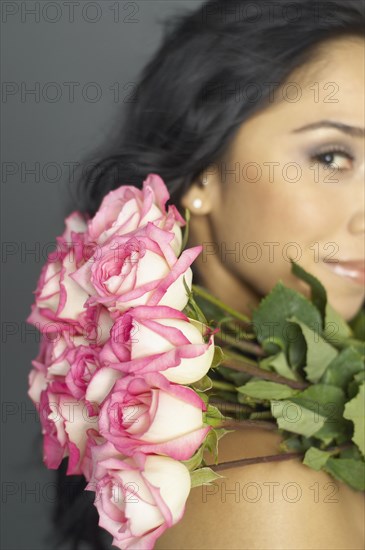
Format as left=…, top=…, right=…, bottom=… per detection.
left=193, top=197, right=203, bottom=209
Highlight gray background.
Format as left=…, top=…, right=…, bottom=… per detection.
left=1, top=2, right=204, bottom=548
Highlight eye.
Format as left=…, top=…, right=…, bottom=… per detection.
left=310, top=146, right=354, bottom=171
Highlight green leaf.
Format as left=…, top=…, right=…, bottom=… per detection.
left=347, top=378, right=364, bottom=400
left=312, top=417, right=351, bottom=446
left=324, top=458, right=365, bottom=491
left=237, top=392, right=263, bottom=407
left=193, top=294, right=227, bottom=326
left=354, top=371, right=365, bottom=384
left=289, top=259, right=327, bottom=322
left=295, top=384, right=345, bottom=415
left=202, top=427, right=231, bottom=463
left=338, top=338, right=365, bottom=356
left=324, top=301, right=353, bottom=343
left=191, top=375, right=213, bottom=392
left=287, top=327, right=307, bottom=371
left=214, top=427, right=231, bottom=441
left=297, top=382, right=344, bottom=404
left=280, top=435, right=312, bottom=453
left=348, top=307, right=365, bottom=341
left=197, top=391, right=209, bottom=406
left=321, top=346, right=364, bottom=388
left=259, top=351, right=298, bottom=381
left=183, top=277, right=208, bottom=326
left=203, top=429, right=219, bottom=461
left=338, top=444, right=363, bottom=461
left=271, top=399, right=327, bottom=437
left=252, top=281, right=322, bottom=354
left=204, top=404, right=225, bottom=427
left=286, top=316, right=338, bottom=383
left=262, top=336, right=286, bottom=355
left=271, top=384, right=346, bottom=439
left=190, top=467, right=224, bottom=488
left=237, top=379, right=298, bottom=400
left=211, top=346, right=224, bottom=369
left=303, top=447, right=331, bottom=471
left=343, top=383, right=365, bottom=456
left=182, top=446, right=205, bottom=471
left=216, top=365, right=251, bottom=386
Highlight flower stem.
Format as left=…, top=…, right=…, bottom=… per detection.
left=219, top=419, right=278, bottom=431
left=210, top=380, right=237, bottom=392
left=181, top=208, right=191, bottom=251
left=326, top=443, right=353, bottom=456
left=249, top=411, right=273, bottom=420
left=215, top=332, right=265, bottom=357
left=210, top=451, right=304, bottom=472
left=209, top=399, right=252, bottom=414
left=191, top=285, right=251, bottom=324
left=209, top=442, right=353, bottom=472
left=221, top=352, right=309, bottom=390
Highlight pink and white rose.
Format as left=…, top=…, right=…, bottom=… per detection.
left=61, top=211, right=89, bottom=240
left=28, top=335, right=52, bottom=404
left=86, top=441, right=191, bottom=550
left=27, top=331, right=81, bottom=404
left=28, top=297, right=113, bottom=347
left=38, top=385, right=99, bottom=475
left=95, top=305, right=215, bottom=385
left=88, top=173, right=185, bottom=256
left=29, top=330, right=108, bottom=401
left=98, top=372, right=210, bottom=460
left=27, top=212, right=91, bottom=328
left=59, top=345, right=103, bottom=400
left=40, top=330, right=88, bottom=375
left=71, top=222, right=201, bottom=313
left=26, top=175, right=216, bottom=546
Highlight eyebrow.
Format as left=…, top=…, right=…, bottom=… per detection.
left=292, top=120, right=365, bottom=138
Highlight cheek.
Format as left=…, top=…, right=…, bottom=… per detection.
left=219, top=180, right=331, bottom=249
left=215, top=179, right=338, bottom=295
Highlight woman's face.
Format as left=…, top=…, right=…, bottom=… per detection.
left=182, top=35, right=365, bottom=322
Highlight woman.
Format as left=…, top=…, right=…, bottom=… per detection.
left=54, top=1, right=365, bottom=548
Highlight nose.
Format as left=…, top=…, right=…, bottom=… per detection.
left=348, top=210, right=365, bottom=234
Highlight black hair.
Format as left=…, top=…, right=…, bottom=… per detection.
left=48, top=459, right=112, bottom=550
left=74, top=0, right=365, bottom=219
left=54, top=1, right=365, bottom=548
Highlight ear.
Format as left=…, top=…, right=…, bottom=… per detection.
left=180, top=175, right=217, bottom=216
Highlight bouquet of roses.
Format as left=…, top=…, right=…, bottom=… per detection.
left=27, top=174, right=364, bottom=550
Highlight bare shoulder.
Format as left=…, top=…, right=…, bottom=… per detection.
left=155, top=428, right=365, bottom=550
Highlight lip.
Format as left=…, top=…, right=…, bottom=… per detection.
left=323, top=259, right=365, bottom=286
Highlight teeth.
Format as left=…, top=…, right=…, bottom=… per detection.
left=330, top=265, right=359, bottom=277
left=326, top=263, right=365, bottom=284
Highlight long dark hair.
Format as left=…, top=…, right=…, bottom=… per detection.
left=74, top=0, right=365, bottom=219
left=54, top=0, right=365, bottom=548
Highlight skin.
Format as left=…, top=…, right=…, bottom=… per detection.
left=156, top=428, right=365, bottom=549
left=155, top=35, right=365, bottom=549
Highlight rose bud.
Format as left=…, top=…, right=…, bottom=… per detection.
left=71, top=222, right=201, bottom=313
left=38, top=386, right=98, bottom=475
left=98, top=372, right=210, bottom=460
left=27, top=212, right=91, bottom=328
left=99, top=305, right=215, bottom=384
left=86, top=442, right=191, bottom=550
left=88, top=173, right=185, bottom=255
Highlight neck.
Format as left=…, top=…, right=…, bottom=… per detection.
left=186, top=213, right=262, bottom=318
left=191, top=249, right=262, bottom=319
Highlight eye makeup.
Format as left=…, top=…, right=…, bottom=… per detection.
left=309, top=143, right=355, bottom=171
